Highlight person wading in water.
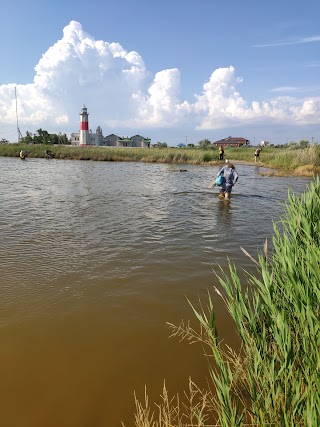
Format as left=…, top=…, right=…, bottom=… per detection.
left=216, top=159, right=239, bottom=200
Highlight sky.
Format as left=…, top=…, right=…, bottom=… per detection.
left=0, top=0, right=320, bottom=146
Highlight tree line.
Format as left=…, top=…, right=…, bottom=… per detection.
left=20, top=129, right=70, bottom=145
left=1, top=129, right=70, bottom=145
left=153, top=138, right=316, bottom=149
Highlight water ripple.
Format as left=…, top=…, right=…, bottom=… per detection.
left=0, top=157, right=310, bottom=324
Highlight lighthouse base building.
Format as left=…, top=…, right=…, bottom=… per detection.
left=71, top=129, right=104, bottom=146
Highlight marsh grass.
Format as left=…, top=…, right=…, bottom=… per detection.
left=222, top=146, right=320, bottom=176
left=128, top=178, right=320, bottom=427
left=258, top=146, right=320, bottom=171
left=1, top=144, right=319, bottom=176
left=0, top=144, right=219, bottom=164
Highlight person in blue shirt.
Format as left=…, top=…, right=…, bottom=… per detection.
left=217, top=159, right=238, bottom=200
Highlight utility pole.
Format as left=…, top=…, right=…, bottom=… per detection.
left=15, top=87, right=20, bottom=143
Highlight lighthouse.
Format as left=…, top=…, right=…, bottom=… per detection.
left=79, top=105, right=90, bottom=146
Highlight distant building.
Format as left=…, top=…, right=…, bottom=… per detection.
left=70, top=106, right=151, bottom=147
left=71, top=129, right=104, bottom=146
left=212, top=136, right=249, bottom=148
left=103, top=134, right=151, bottom=148
left=260, top=140, right=271, bottom=147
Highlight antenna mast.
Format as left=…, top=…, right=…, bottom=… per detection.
left=15, top=87, right=22, bottom=142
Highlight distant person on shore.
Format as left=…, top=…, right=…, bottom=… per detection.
left=255, top=147, right=262, bottom=163
left=216, top=159, right=238, bottom=200
left=219, top=146, right=224, bottom=160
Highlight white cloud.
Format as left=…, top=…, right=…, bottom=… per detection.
left=253, top=35, right=320, bottom=48
left=0, top=21, right=320, bottom=142
left=192, top=66, right=248, bottom=129
left=270, top=86, right=298, bottom=93
left=131, top=68, right=184, bottom=126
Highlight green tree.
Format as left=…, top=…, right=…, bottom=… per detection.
left=20, top=130, right=70, bottom=145
left=58, top=133, right=70, bottom=144
left=297, top=139, right=310, bottom=149
left=49, top=134, right=59, bottom=144
left=197, top=138, right=212, bottom=149
left=36, top=129, right=50, bottom=144
left=19, top=131, right=34, bottom=144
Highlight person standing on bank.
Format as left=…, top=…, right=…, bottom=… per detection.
left=216, top=159, right=239, bottom=200
left=255, top=147, right=262, bottom=163
left=219, top=146, right=224, bottom=160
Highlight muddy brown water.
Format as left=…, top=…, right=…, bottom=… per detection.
left=0, top=157, right=309, bottom=426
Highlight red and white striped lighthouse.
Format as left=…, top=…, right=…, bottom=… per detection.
left=79, top=105, right=90, bottom=146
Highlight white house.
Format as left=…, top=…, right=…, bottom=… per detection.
left=103, top=134, right=151, bottom=148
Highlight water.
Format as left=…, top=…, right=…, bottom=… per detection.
left=0, top=157, right=309, bottom=426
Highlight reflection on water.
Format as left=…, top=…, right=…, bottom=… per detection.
left=0, top=157, right=310, bottom=426
left=217, top=198, right=233, bottom=227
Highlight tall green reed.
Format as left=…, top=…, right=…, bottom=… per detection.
left=226, top=146, right=320, bottom=170
left=130, top=178, right=320, bottom=427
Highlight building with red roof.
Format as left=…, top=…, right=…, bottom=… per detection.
left=212, top=136, right=249, bottom=148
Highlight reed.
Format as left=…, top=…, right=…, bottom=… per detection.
left=226, top=146, right=320, bottom=175
left=0, top=143, right=23, bottom=157
left=1, top=144, right=319, bottom=176
left=128, top=178, right=320, bottom=427
left=0, top=144, right=219, bottom=164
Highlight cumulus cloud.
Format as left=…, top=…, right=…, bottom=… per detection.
left=0, top=20, right=320, bottom=142
left=192, top=66, right=248, bottom=129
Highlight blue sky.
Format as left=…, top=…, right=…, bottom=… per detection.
left=1, top=0, right=319, bottom=145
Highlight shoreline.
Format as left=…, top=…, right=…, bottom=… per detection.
left=0, top=144, right=319, bottom=178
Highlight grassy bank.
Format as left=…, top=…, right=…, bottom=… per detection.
left=129, top=178, right=320, bottom=427
left=0, top=143, right=218, bottom=164
left=1, top=143, right=320, bottom=176
left=226, top=145, right=320, bottom=176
